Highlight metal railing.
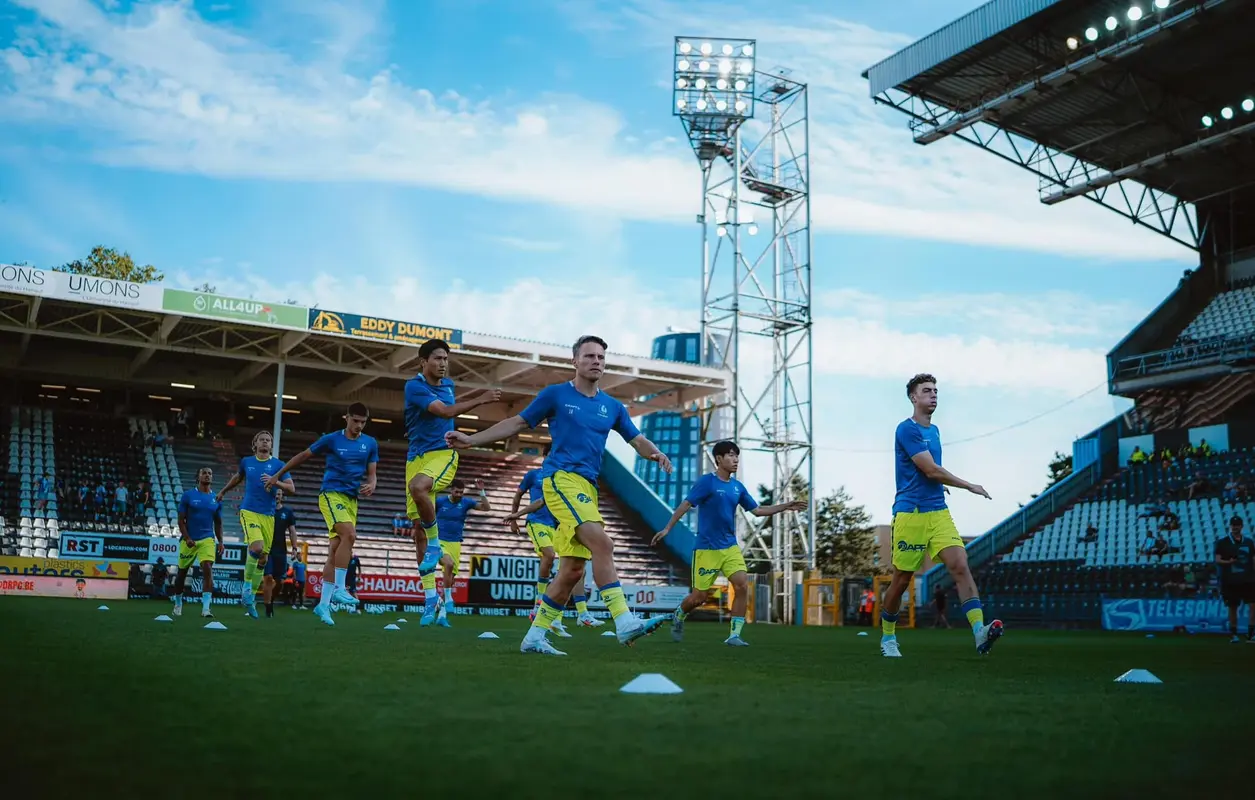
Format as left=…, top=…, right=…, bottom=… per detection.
left=1112, top=333, right=1255, bottom=380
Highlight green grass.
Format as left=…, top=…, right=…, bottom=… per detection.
left=3, top=598, right=1252, bottom=797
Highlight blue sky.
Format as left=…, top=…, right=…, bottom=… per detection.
left=0, top=0, right=1196, bottom=532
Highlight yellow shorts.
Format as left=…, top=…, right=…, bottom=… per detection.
left=239, top=510, right=274, bottom=553
left=440, top=540, right=462, bottom=573
left=891, top=508, right=963, bottom=572
left=178, top=538, right=217, bottom=570
left=319, top=492, right=358, bottom=536
left=526, top=522, right=556, bottom=556
left=405, top=450, right=459, bottom=520
left=542, top=472, right=602, bottom=560
left=692, top=545, right=747, bottom=591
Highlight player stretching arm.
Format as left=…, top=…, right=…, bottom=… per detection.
left=265, top=403, right=378, bottom=627
left=447, top=334, right=672, bottom=656
left=217, top=431, right=294, bottom=619
left=172, top=467, right=225, bottom=619
left=653, top=440, right=804, bottom=646
left=881, top=373, right=1002, bottom=658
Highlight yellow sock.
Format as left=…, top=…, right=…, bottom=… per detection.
left=533, top=596, right=562, bottom=631
left=243, top=557, right=258, bottom=594
left=881, top=609, right=898, bottom=637
left=536, top=579, right=548, bottom=605
left=574, top=595, right=589, bottom=615
left=961, top=597, right=984, bottom=630
left=421, top=573, right=436, bottom=592
left=599, top=583, right=629, bottom=619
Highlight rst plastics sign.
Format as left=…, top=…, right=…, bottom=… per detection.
left=1102, top=597, right=1232, bottom=633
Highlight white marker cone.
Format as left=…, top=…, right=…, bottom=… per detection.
left=857, top=631, right=869, bottom=636
left=1114, top=668, right=1162, bottom=684
left=384, top=623, right=401, bottom=630
left=204, top=621, right=227, bottom=630
left=397, top=618, right=409, bottom=624
left=602, top=630, right=616, bottom=637
left=620, top=673, right=683, bottom=694
left=154, top=614, right=173, bottom=622
left=478, top=632, right=500, bottom=639
left=96, top=605, right=109, bottom=611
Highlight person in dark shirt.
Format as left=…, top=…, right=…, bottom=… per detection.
left=1215, top=515, right=1255, bottom=643
left=346, top=555, right=362, bottom=603
left=263, top=490, right=302, bottom=618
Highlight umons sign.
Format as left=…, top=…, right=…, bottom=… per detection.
left=0, top=264, right=51, bottom=296
left=60, top=273, right=162, bottom=311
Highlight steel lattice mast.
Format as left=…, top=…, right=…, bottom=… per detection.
left=673, top=37, right=815, bottom=623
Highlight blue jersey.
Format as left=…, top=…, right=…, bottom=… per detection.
left=686, top=472, right=758, bottom=551
left=405, top=376, right=455, bottom=458
left=519, top=383, right=640, bottom=483
left=519, top=469, right=557, bottom=527
left=238, top=455, right=284, bottom=515
left=270, top=506, right=297, bottom=555
left=309, top=430, right=379, bottom=497
left=893, top=418, right=946, bottom=514
left=178, top=489, right=222, bottom=541
left=435, top=495, right=477, bottom=543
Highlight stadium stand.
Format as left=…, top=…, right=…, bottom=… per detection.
left=128, top=416, right=182, bottom=532
left=1177, top=283, right=1255, bottom=344
left=4, top=406, right=59, bottom=557
left=53, top=411, right=149, bottom=533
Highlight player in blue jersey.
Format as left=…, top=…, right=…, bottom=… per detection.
left=447, top=334, right=672, bottom=655
left=265, top=403, right=378, bottom=627
left=422, top=477, right=492, bottom=627
left=217, top=430, right=294, bottom=619
left=262, top=489, right=301, bottom=617
left=403, top=338, right=501, bottom=622
left=882, top=373, right=1002, bottom=658
left=654, top=440, right=804, bottom=646
left=172, top=466, right=224, bottom=619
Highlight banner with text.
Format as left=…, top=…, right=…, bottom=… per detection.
left=304, top=573, right=468, bottom=604
left=0, top=265, right=163, bottom=311
left=0, top=556, right=129, bottom=580
left=467, top=553, right=683, bottom=610
left=0, top=575, right=129, bottom=600
left=163, top=288, right=308, bottom=329
left=59, top=531, right=248, bottom=567
left=308, top=308, right=463, bottom=349
left=1102, top=597, right=1234, bottom=633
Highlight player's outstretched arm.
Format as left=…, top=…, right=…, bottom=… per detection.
left=909, top=451, right=990, bottom=499
left=426, top=389, right=503, bottom=420
left=752, top=499, right=807, bottom=517
left=445, top=415, right=529, bottom=449
left=472, top=478, right=491, bottom=511
left=652, top=500, right=693, bottom=546
left=277, top=475, right=296, bottom=495
left=505, top=498, right=545, bottom=522
left=217, top=470, right=244, bottom=502
left=265, top=449, right=312, bottom=489
left=629, top=435, right=673, bottom=474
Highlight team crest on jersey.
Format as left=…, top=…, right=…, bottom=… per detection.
left=577, top=493, right=592, bottom=504
left=598, top=404, right=608, bottom=417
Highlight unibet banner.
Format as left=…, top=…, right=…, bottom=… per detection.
left=308, top=308, right=463, bottom=348
left=163, top=288, right=308, bottom=329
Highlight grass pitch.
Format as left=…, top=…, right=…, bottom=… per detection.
left=4, top=598, right=1251, bottom=798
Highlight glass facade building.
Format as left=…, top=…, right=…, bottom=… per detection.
left=635, top=332, right=705, bottom=528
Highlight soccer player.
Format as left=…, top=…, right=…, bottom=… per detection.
left=403, top=338, right=501, bottom=623
left=262, top=489, right=301, bottom=617
left=421, top=477, right=491, bottom=627
left=653, top=440, right=804, bottom=646
left=172, top=466, right=224, bottom=619
left=265, top=403, right=378, bottom=627
left=217, top=431, right=294, bottom=619
left=1215, top=514, right=1255, bottom=643
left=446, top=334, right=672, bottom=655
left=881, top=373, right=1002, bottom=658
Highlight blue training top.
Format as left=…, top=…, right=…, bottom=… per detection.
left=519, top=382, right=640, bottom=484
left=405, top=375, right=456, bottom=459
left=519, top=468, right=558, bottom=527
left=309, top=430, right=380, bottom=497
left=893, top=418, right=946, bottom=514
left=435, top=495, right=477, bottom=543
left=686, top=472, right=758, bottom=551
left=238, top=455, right=284, bottom=515
left=179, top=489, right=222, bottom=541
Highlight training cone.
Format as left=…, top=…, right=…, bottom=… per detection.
left=1114, top=668, right=1162, bottom=684
left=154, top=614, right=173, bottom=622
left=384, top=623, right=401, bottom=630
left=601, top=630, right=617, bottom=637
left=857, top=631, right=869, bottom=636
left=1146, top=634, right=1155, bottom=639
left=478, top=632, right=500, bottom=639
left=203, top=621, right=227, bottom=631
left=96, top=605, right=109, bottom=611
left=620, top=673, right=683, bottom=694
left=397, top=618, right=408, bottom=624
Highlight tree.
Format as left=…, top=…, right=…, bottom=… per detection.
left=61, top=246, right=162, bottom=283
left=813, top=486, right=882, bottom=578
left=1046, top=450, right=1073, bottom=488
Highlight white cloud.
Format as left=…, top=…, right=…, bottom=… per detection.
left=0, top=0, right=1194, bottom=261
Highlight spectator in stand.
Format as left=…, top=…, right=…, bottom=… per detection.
left=114, top=483, right=129, bottom=517
left=392, top=512, right=409, bottom=537
left=1139, top=498, right=1169, bottom=520
left=1128, top=446, right=1147, bottom=468
left=1157, top=446, right=1175, bottom=470
left=35, top=472, right=51, bottom=511
left=1197, top=438, right=1213, bottom=459
left=1142, top=532, right=1181, bottom=560
left=1224, top=478, right=1240, bottom=505
left=77, top=480, right=89, bottom=513
left=1079, top=523, right=1099, bottom=544
left=1187, top=472, right=1210, bottom=501
left=150, top=557, right=169, bottom=598
left=136, top=482, right=152, bottom=520
left=292, top=556, right=306, bottom=609
left=1179, top=443, right=1195, bottom=471
left=93, top=481, right=107, bottom=522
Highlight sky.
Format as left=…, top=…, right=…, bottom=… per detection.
left=0, top=0, right=1196, bottom=534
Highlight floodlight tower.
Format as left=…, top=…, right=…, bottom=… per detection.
left=673, top=36, right=815, bottom=624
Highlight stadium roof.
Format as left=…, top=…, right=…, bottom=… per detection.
left=864, top=0, right=1255, bottom=249
left=0, top=283, right=728, bottom=425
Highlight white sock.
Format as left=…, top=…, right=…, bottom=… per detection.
left=201, top=592, right=211, bottom=612
left=174, top=595, right=182, bottom=607
left=334, top=567, right=347, bottom=589
left=319, top=581, right=332, bottom=607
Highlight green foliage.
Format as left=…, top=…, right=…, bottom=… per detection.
left=60, top=245, right=162, bottom=283
left=754, top=477, right=879, bottom=577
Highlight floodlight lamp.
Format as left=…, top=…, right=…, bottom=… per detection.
left=1127, top=6, right=1144, bottom=22
left=700, top=42, right=712, bottom=55
left=1202, top=115, right=1213, bottom=127
left=737, top=59, right=752, bottom=74
left=696, top=99, right=707, bottom=110
left=1243, top=99, right=1255, bottom=113
left=735, top=79, right=747, bottom=91
left=735, top=99, right=747, bottom=111
left=718, top=59, right=732, bottom=75
left=1221, top=106, right=1234, bottom=120
left=715, top=100, right=727, bottom=111
left=677, top=98, right=687, bottom=110
left=695, top=78, right=707, bottom=89
left=747, top=224, right=759, bottom=236
left=1153, top=0, right=1169, bottom=9
left=721, top=44, right=733, bottom=55
left=1085, top=27, right=1099, bottom=40
left=716, top=226, right=727, bottom=236
left=677, top=77, right=687, bottom=89
left=1105, top=16, right=1118, bottom=30
left=678, top=59, right=690, bottom=70
left=742, top=44, right=753, bottom=56
left=679, top=41, right=692, bottom=54
left=1066, top=36, right=1079, bottom=50
left=698, top=60, right=710, bottom=71
left=716, top=78, right=728, bottom=90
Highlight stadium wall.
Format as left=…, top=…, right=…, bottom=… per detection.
left=601, top=451, right=695, bottom=566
